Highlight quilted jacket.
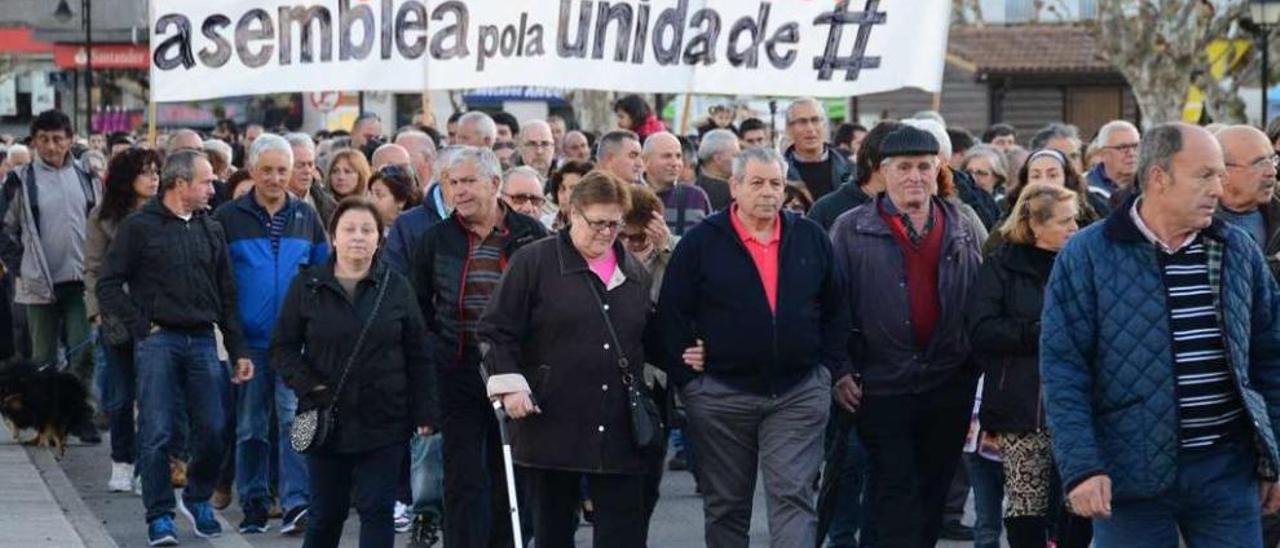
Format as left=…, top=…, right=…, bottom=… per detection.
left=1041, top=197, right=1280, bottom=500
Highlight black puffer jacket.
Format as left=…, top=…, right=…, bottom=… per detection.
left=966, top=242, right=1056, bottom=433
left=272, top=259, right=437, bottom=454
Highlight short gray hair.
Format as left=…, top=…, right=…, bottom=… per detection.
left=440, top=145, right=502, bottom=182
left=732, top=147, right=788, bottom=180
left=501, top=166, right=544, bottom=193
left=912, top=110, right=947, bottom=127
left=785, top=97, right=826, bottom=123
left=1136, top=123, right=1185, bottom=192
left=597, top=130, right=640, bottom=161
left=459, top=111, right=497, bottom=142
left=961, top=145, right=1009, bottom=182
left=1092, top=120, right=1140, bottom=149
left=284, top=132, right=316, bottom=154
left=203, top=139, right=233, bottom=166
left=698, top=129, right=739, bottom=162
left=1029, top=123, right=1081, bottom=151
left=160, top=150, right=207, bottom=192
left=248, top=133, right=294, bottom=168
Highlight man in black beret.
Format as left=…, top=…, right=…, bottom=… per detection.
left=828, top=125, right=985, bottom=547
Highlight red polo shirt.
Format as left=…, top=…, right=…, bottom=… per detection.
left=729, top=206, right=782, bottom=313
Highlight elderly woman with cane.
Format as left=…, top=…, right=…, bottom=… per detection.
left=481, top=171, right=654, bottom=548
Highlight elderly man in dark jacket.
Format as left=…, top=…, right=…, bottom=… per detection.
left=1043, top=123, right=1280, bottom=546
left=410, top=146, right=546, bottom=548
left=830, top=125, right=983, bottom=547
left=97, top=150, right=253, bottom=545
left=654, top=147, right=856, bottom=548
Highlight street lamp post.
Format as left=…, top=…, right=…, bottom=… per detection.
left=54, top=0, right=92, bottom=134
left=1250, top=0, right=1280, bottom=127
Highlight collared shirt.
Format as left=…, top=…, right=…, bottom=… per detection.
left=248, top=191, right=290, bottom=255
left=728, top=205, right=781, bottom=313
left=882, top=196, right=936, bottom=245
left=1131, top=198, right=1199, bottom=254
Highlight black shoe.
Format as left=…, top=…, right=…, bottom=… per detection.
left=939, top=519, right=975, bottom=541
left=280, top=506, right=307, bottom=536
left=238, top=507, right=270, bottom=534
left=73, top=421, right=102, bottom=444
left=667, top=451, right=689, bottom=471
left=409, top=513, right=440, bottom=547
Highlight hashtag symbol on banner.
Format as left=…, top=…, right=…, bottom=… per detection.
left=812, top=0, right=887, bottom=81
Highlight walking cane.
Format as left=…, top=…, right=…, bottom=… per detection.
left=492, top=400, right=525, bottom=548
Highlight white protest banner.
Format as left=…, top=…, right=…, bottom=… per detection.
left=150, top=0, right=949, bottom=103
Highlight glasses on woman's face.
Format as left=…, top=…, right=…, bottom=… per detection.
left=578, top=213, right=622, bottom=234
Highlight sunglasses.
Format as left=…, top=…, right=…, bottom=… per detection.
left=504, top=193, right=545, bottom=207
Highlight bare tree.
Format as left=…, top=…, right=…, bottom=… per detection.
left=1090, top=0, right=1248, bottom=126
left=569, top=89, right=616, bottom=133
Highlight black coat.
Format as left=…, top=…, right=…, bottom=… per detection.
left=966, top=242, right=1055, bottom=433
left=272, top=259, right=438, bottom=454
left=479, top=231, right=652, bottom=475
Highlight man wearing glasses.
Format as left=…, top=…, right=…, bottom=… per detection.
left=1215, top=126, right=1280, bottom=278
left=1086, top=120, right=1141, bottom=214
left=783, top=97, right=853, bottom=201
left=518, top=120, right=558, bottom=179
left=500, top=166, right=546, bottom=219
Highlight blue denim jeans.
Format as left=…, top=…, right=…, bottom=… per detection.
left=99, top=334, right=137, bottom=464
left=134, top=329, right=226, bottom=522
left=828, top=421, right=870, bottom=548
left=1093, top=441, right=1261, bottom=548
left=235, top=348, right=309, bottom=513
left=964, top=452, right=1005, bottom=548
left=410, top=433, right=444, bottom=518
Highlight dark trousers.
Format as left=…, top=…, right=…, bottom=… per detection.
left=641, top=431, right=668, bottom=542
left=858, top=377, right=976, bottom=548
left=529, top=467, right=646, bottom=548
left=440, top=368, right=514, bottom=548
left=304, top=442, right=403, bottom=548
left=101, top=337, right=136, bottom=464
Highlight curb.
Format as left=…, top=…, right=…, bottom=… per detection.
left=24, top=447, right=120, bottom=548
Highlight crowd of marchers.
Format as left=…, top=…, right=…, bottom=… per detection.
left=7, top=94, right=1280, bottom=548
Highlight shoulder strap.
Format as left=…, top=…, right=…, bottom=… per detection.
left=580, top=273, right=635, bottom=388
left=330, top=269, right=392, bottom=399
left=674, top=184, right=688, bottom=237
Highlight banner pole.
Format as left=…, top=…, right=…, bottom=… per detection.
left=678, top=94, right=693, bottom=135
left=421, top=91, right=432, bottom=127
left=147, top=98, right=156, bottom=146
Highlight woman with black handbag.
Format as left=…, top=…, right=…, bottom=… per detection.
left=480, top=171, right=655, bottom=548
left=272, top=197, right=437, bottom=548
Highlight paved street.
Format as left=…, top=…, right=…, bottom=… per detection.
left=9, top=436, right=987, bottom=547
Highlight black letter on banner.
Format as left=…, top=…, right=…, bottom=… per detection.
left=526, top=24, right=546, bottom=56
left=340, top=0, right=374, bottom=61
left=558, top=0, right=592, bottom=59
left=631, top=0, right=650, bottom=64
left=397, top=1, right=428, bottom=59
left=477, top=25, right=499, bottom=70
left=812, top=0, right=884, bottom=81
left=236, top=9, right=275, bottom=68
left=766, top=21, right=798, bottom=69
left=199, top=15, right=232, bottom=68
left=727, top=3, right=768, bottom=68
left=153, top=14, right=195, bottom=70
left=381, top=0, right=393, bottom=59
left=683, top=9, right=720, bottom=65
left=278, top=6, right=332, bottom=65
left=651, top=0, right=686, bottom=66
left=592, top=2, right=632, bottom=61
left=430, top=1, right=469, bottom=59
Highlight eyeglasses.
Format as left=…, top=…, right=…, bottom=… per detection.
left=504, top=193, right=546, bottom=207
left=578, top=214, right=622, bottom=233
left=1104, top=142, right=1140, bottom=153
left=970, top=169, right=994, bottom=178
left=1226, top=155, right=1280, bottom=173
left=620, top=232, right=648, bottom=246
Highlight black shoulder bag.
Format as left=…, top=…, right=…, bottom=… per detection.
left=582, top=274, right=663, bottom=451
left=291, top=269, right=391, bottom=454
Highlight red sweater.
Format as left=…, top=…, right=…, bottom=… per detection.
left=879, top=204, right=945, bottom=348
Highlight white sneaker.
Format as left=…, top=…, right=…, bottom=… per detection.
left=108, top=462, right=134, bottom=492
left=393, top=502, right=412, bottom=533
left=132, top=474, right=143, bottom=496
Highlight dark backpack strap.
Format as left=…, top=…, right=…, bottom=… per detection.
left=674, top=184, right=688, bottom=237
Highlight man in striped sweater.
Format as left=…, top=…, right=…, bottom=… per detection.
left=1042, top=123, right=1280, bottom=547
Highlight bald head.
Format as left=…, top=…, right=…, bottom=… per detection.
left=169, top=129, right=204, bottom=154
left=643, top=132, right=683, bottom=189
left=372, top=143, right=412, bottom=171
left=563, top=130, right=590, bottom=163
left=1216, top=124, right=1277, bottom=211
left=519, top=120, right=555, bottom=174
left=395, top=131, right=436, bottom=188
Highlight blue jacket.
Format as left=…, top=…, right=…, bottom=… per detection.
left=213, top=192, right=329, bottom=350
left=1041, top=198, right=1280, bottom=500
left=652, top=210, right=851, bottom=395
left=384, top=184, right=449, bottom=275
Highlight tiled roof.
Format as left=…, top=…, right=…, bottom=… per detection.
left=948, top=24, right=1116, bottom=75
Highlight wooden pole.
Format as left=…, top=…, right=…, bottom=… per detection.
left=677, top=94, right=694, bottom=135
left=147, top=97, right=156, bottom=145
left=420, top=91, right=433, bottom=127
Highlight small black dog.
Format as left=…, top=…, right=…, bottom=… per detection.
left=0, top=359, right=93, bottom=458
